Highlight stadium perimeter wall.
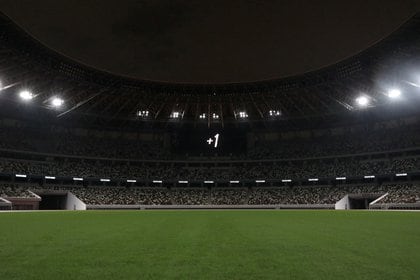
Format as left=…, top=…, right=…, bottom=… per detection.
left=335, top=195, right=349, bottom=210
left=66, top=192, right=86, bottom=210
left=86, top=204, right=335, bottom=210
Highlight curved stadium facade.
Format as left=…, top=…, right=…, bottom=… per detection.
left=0, top=12, right=420, bottom=210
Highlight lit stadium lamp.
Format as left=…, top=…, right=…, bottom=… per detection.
left=204, top=180, right=214, bottom=184
left=387, top=89, right=401, bottom=99
left=19, top=90, right=34, bottom=101
left=364, top=175, right=375, bottom=179
left=255, top=180, right=265, bottom=183
left=212, top=113, right=220, bottom=119
left=238, top=111, right=248, bottom=118
left=178, top=180, right=188, bottom=184
left=15, top=174, right=27, bottom=178
left=127, top=179, right=137, bottom=183
left=137, top=110, right=149, bottom=117
left=308, top=178, right=319, bottom=182
left=100, top=178, right=110, bottom=182
left=51, top=97, right=64, bottom=107
left=335, top=177, right=346, bottom=180
left=199, top=113, right=206, bottom=119
left=395, top=173, right=407, bottom=177
left=230, top=180, right=240, bottom=184
left=73, top=177, right=83, bottom=181
left=153, top=180, right=163, bottom=183
left=269, top=110, right=281, bottom=117
left=45, top=176, right=56, bottom=180
left=282, top=179, right=292, bottom=183
left=356, top=96, right=369, bottom=107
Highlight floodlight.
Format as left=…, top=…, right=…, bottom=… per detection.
left=356, top=96, right=369, bottom=107
left=73, top=177, right=83, bottom=181
left=19, top=90, right=34, bottom=101
left=178, top=180, right=188, bottom=184
left=269, top=110, right=281, bottom=116
left=387, top=89, right=401, bottom=99
left=137, top=110, right=149, bottom=117
left=100, top=178, right=110, bottom=182
left=255, top=180, right=265, bottom=183
left=153, top=180, right=163, bottom=183
left=15, top=174, right=27, bottom=178
left=336, top=177, right=346, bottom=180
left=238, top=111, right=248, bottom=118
left=308, top=178, right=319, bottom=182
left=395, top=173, right=407, bottom=177
left=51, top=97, right=64, bottom=107
left=45, top=176, right=56, bottom=180
left=364, top=175, right=375, bottom=179
left=204, top=180, right=214, bottom=184
left=282, top=179, right=292, bottom=183
left=230, top=180, right=240, bottom=183
left=127, top=179, right=137, bottom=183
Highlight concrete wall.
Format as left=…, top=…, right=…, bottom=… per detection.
left=335, top=195, right=349, bottom=210
left=65, top=192, right=86, bottom=210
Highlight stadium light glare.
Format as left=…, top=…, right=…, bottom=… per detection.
left=282, top=179, right=292, bottom=182
left=356, top=96, right=369, bottom=107
left=178, top=180, right=188, bottom=184
left=308, top=178, right=319, bottom=182
left=230, top=180, right=240, bottom=183
left=19, top=90, right=34, bottom=101
left=238, top=111, right=248, bottom=118
left=364, top=175, right=375, bottom=179
left=269, top=110, right=281, bottom=116
left=45, top=176, right=56, bottom=180
left=204, top=180, right=214, bottom=184
left=51, top=97, right=64, bottom=107
left=137, top=110, right=149, bottom=117
left=336, top=177, right=346, bottom=180
left=100, top=178, right=110, bottom=182
left=387, top=89, right=401, bottom=99
left=73, top=177, right=83, bottom=181
left=212, top=113, right=220, bottom=119
left=255, top=180, right=266, bottom=183
left=15, top=174, right=27, bottom=178
left=127, top=179, right=137, bottom=183
left=199, top=113, right=206, bottom=119
left=153, top=180, right=163, bottom=183
left=395, top=173, right=408, bottom=177
left=170, top=111, right=180, bottom=119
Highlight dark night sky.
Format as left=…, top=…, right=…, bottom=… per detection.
left=0, top=0, right=419, bottom=83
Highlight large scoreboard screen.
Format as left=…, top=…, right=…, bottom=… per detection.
left=172, top=128, right=247, bottom=156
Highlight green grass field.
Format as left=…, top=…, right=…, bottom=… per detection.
left=0, top=210, right=419, bottom=280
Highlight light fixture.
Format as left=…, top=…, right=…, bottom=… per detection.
left=238, top=111, right=248, bottom=118
left=51, top=97, right=64, bottom=107
left=269, top=110, right=281, bottom=116
left=387, top=89, right=401, bottom=99
left=19, top=90, right=34, bottom=101
left=356, top=96, right=369, bottom=107
left=137, top=110, right=149, bottom=117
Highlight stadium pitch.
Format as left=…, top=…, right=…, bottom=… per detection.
left=0, top=210, right=419, bottom=279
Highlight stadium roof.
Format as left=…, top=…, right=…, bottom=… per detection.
left=0, top=12, right=419, bottom=127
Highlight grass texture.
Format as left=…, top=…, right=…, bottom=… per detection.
left=0, top=210, right=419, bottom=279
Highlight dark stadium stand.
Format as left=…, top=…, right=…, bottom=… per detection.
left=0, top=12, right=420, bottom=211
left=1, top=183, right=419, bottom=209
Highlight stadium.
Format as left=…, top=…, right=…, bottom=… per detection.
left=0, top=3, right=420, bottom=280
